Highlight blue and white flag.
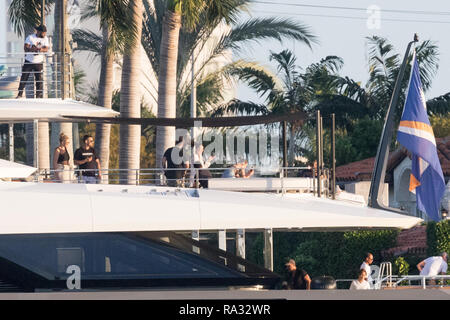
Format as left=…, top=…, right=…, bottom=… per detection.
left=397, top=52, right=445, bottom=221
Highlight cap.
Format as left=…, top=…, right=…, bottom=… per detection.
left=36, top=25, right=47, bottom=32
left=285, top=259, right=296, bottom=266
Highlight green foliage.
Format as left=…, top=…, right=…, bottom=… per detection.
left=335, top=133, right=357, bottom=167
left=394, top=257, right=410, bottom=276
left=247, top=230, right=399, bottom=279
left=429, top=115, right=450, bottom=138
left=427, top=220, right=450, bottom=256
left=248, top=221, right=448, bottom=280
left=349, top=117, right=383, bottom=160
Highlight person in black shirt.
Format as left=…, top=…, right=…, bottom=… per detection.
left=162, top=137, right=189, bottom=187
left=285, top=259, right=311, bottom=290
left=74, top=135, right=102, bottom=184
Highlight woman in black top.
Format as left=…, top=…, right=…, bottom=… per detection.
left=53, top=133, right=72, bottom=183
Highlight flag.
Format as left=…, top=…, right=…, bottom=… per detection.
left=397, top=52, right=445, bottom=221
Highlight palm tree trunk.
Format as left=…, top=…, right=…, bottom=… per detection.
left=51, top=0, right=73, bottom=171
left=156, top=10, right=182, bottom=173
left=288, top=123, right=296, bottom=167
left=95, top=25, right=114, bottom=184
left=119, top=0, right=143, bottom=185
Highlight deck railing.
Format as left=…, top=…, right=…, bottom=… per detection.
left=0, top=52, right=73, bottom=99
left=28, top=166, right=331, bottom=194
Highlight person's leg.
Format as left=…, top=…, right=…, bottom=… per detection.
left=33, top=63, right=44, bottom=98
left=16, top=62, right=32, bottom=97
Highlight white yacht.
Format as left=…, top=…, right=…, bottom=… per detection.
left=0, top=99, right=422, bottom=292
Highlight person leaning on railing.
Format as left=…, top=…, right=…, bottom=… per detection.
left=16, top=25, right=49, bottom=99
left=417, top=252, right=448, bottom=285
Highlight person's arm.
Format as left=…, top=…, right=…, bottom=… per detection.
left=304, top=274, right=311, bottom=290
left=244, top=169, right=254, bottom=178
left=73, top=150, right=87, bottom=166
left=53, top=148, right=60, bottom=170
left=24, top=35, right=40, bottom=52
left=24, top=43, right=33, bottom=52
left=38, top=37, right=49, bottom=53
left=96, top=158, right=102, bottom=178
left=417, top=260, right=425, bottom=272
left=74, top=158, right=88, bottom=166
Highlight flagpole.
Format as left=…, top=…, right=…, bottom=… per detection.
left=368, top=34, right=419, bottom=211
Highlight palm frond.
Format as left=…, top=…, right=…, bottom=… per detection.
left=269, top=49, right=298, bottom=89
left=8, top=0, right=55, bottom=37
left=209, top=99, right=270, bottom=117
left=72, top=28, right=103, bottom=57
left=414, top=40, right=439, bottom=92
left=426, top=92, right=450, bottom=116
left=223, top=17, right=317, bottom=52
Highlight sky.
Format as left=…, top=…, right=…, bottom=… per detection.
left=235, top=0, right=450, bottom=104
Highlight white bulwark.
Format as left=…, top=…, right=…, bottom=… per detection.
left=0, top=182, right=421, bottom=235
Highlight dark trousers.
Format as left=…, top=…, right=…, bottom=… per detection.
left=17, top=61, right=43, bottom=98
left=194, top=164, right=212, bottom=188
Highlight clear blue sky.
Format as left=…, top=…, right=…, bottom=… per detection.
left=236, top=0, right=450, bottom=103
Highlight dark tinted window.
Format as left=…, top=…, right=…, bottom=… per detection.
left=0, top=233, right=241, bottom=280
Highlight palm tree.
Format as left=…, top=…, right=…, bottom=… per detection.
left=75, top=1, right=316, bottom=176
left=77, top=0, right=137, bottom=183
left=316, top=36, right=440, bottom=124
left=8, top=0, right=54, bottom=171
left=310, top=36, right=442, bottom=165
left=211, top=49, right=343, bottom=165
left=144, top=0, right=317, bottom=169
left=119, top=0, right=144, bottom=185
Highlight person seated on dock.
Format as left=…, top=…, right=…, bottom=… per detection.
left=349, top=269, right=371, bottom=290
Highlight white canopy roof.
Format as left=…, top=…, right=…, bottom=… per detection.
left=0, top=98, right=119, bottom=122
left=0, top=182, right=422, bottom=235
left=0, top=159, right=36, bottom=179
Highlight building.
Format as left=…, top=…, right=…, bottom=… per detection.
left=0, top=0, right=24, bottom=77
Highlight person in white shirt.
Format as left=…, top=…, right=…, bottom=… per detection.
left=360, top=252, right=374, bottom=287
left=16, top=25, right=50, bottom=98
left=417, top=252, right=448, bottom=280
left=349, top=269, right=371, bottom=290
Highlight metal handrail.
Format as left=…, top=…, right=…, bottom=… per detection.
left=0, top=52, right=73, bottom=99
left=29, top=167, right=329, bottom=194
left=393, top=275, right=450, bottom=289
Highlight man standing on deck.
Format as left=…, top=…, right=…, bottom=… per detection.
left=16, top=25, right=49, bottom=99
left=74, top=135, right=102, bottom=184
left=162, top=137, right=188, bottom=187
left=285, top=259, right=311, bottom=290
